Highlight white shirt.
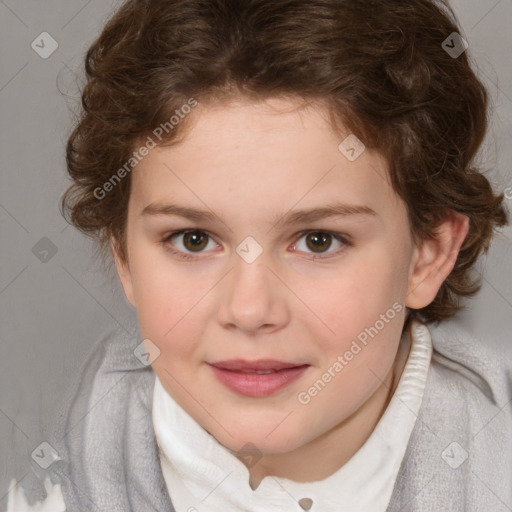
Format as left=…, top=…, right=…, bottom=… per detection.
left=152, top=320, right=433, bottom=512
left=5, top=320, right=432, bottom=512
left=5, top=475, right=65, bottom=512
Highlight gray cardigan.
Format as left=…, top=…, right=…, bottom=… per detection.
left=18, top=316, right=512, bottom=511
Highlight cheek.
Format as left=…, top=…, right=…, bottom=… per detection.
left=129, top=257, right=189, bottom=338
left=318, top=253, right=405, bottom=335
left=130, top=259, right=213, bottom=372
left=306, top=252, right=408, bottom=386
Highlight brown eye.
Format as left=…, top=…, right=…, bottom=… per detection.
left=163, top=229, right=216, bottom=257
left=293, top=231, right=348, bottom=258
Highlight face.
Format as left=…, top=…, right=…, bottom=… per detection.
left=114, top=96, right=437, bottom=458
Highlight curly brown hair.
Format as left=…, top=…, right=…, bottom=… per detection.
left=60, top=0, right=509, bottom=325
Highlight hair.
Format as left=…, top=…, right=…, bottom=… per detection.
left=60, top=0, right=509, bottom=325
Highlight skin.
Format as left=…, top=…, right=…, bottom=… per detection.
left=113, top=96, right=469, bottom=488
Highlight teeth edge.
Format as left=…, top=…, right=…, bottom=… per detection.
left=241, top=369, right=278, bottom=374
left=217, top=366, right=305, bottom=374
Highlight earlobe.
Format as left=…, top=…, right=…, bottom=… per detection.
left=405, top=211, right=469, bottom=310
left=111, top=239, right=136, bottom=308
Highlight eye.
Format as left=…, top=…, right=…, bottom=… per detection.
left=292, top=231, right=349, bottom=258
left=162, top=229, right=218, bottom=259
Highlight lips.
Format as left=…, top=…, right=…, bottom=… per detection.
left=207, top=359, right=310, bottom=397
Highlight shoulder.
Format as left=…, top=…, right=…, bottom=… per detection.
left=426, top=316, right=512, bottom=411
left=405, top=317, right=512, bottom=461
left=5, top=321, right=150, bottom=512
left=388, top=318, right=512, bottom=510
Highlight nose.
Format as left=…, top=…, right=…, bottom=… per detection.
left=217, top=249, right=290, bottom=335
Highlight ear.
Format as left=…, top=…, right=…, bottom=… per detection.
left=406, top=211, right=469, bottom=310
left=111, top=238, right=136, bottom=308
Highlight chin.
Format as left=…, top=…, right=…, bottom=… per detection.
left=218, top=426, right=307, bottom=456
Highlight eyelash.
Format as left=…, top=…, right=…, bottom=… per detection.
left=161, top=229, right=351, bottom=261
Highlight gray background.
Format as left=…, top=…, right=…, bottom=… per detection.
left=0, top=0, right=511, bottom=507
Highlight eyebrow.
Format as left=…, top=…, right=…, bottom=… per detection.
left=140, top=201, right=377, bottom=227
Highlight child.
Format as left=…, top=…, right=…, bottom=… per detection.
left=6, top=0, right=511, bottom=510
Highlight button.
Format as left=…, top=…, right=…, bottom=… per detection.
left=299, top=497, right=313, bottom=510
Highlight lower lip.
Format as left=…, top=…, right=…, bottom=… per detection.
left=208, top=364, right=310, bottom=397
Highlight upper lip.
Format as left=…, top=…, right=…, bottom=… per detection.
left=208, top=359, right=308, bottom=371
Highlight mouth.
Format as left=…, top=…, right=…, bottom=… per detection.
left=207, top=359, right=310, bottom=397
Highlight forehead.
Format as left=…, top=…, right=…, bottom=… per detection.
left=129, top=97, right=401, bottom=224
